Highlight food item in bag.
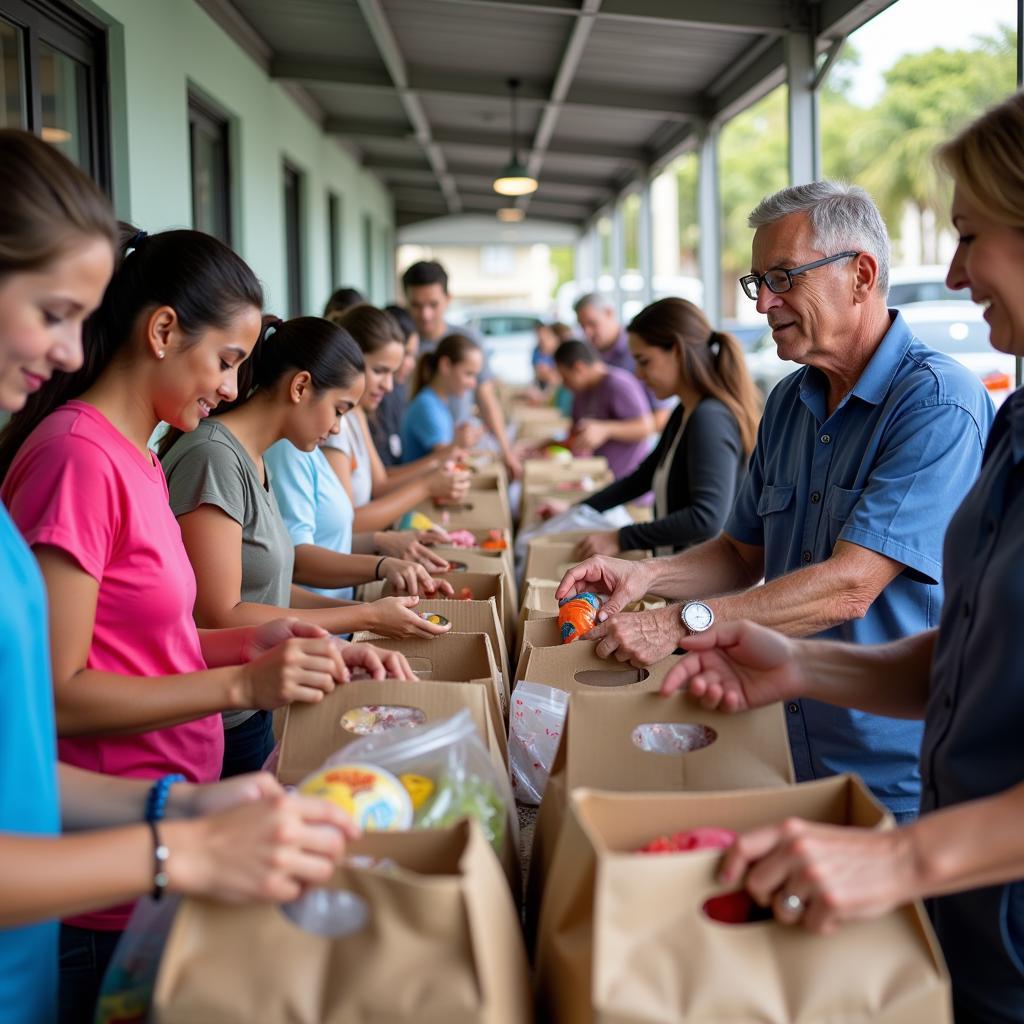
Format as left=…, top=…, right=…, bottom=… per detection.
left=417, top=773, right=506, bottom=852
left=299, top=763, right=413, bottom=831
left=397, top=510, right=439, bottom=532
left=419, top=612, right=450, bottom=626
left=445, top=529, right=477, bottom=548
left=637, top=827, right=752, bottom=923
left=457, top=586, right=474, bottom=600
left=558, top=591, right=601, bottom=643
left=480, top=530, right=507, bottom=551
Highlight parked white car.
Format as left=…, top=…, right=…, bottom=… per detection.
left=455, top=307, right=547, bottom=386
left=745, top=301, right=1015, bottom=406
left=886, top=265, right=964, bottom=306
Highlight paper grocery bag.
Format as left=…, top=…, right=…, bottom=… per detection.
left=526, top=687, right=795, bottom=941
left=154, top=821, right=532, bottom=1024
left=354, top=633, right=508, bottom=754
left=276, top=678, right=506, bottom=786
left=536, top=778, right=951, bottom=1023
left=354, top=595, right=510, bottom=695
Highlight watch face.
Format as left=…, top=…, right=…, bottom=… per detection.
left=683, top=602, right=713, bottom=632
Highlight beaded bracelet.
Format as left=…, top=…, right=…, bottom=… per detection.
left=148, top=819, right=170, bottom=901
left=145, top=773, right=186, bottom=823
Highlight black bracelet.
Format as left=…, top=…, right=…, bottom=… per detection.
left=374, top=556, right=387, bottom=580
left=148, top=819, right=170, bottom=901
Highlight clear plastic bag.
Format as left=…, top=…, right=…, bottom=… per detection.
left=509, top=681, right=569, bottom=806
left=324, top=709, right=517, bottom=856
left=94, top=895, right=179, bottom=1024
left=514, top=503, right=633, bottom=580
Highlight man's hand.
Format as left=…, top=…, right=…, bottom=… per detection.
left=556, top=555, right=654, bottom=619
left=575, top=530, right=620, bottom=559
left=588, top=604, right=684, bottom=665
left=572, top=418, right=608, bottom=452
left=659, top=620, right=806, bottom=711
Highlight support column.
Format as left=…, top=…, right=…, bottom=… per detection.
left=697, top=125, right=721, bottom=325
left=638, top=177, right=654, bottom=306
left=610, top=198, right=626, bottom=318
left=785, top=30, right=820, bottom=185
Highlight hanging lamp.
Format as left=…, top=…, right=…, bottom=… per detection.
left=493, top=78, right=538, bottom=197
left=497, top=207, right=525, bottom=222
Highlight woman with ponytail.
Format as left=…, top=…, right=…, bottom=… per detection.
left=0, top=132, right=368, bottom=1024
left=321, top=304, right=470, bottom=549
left=400, top=332, right=484, bottom=463
left=541, top=297, right=760, bottom=558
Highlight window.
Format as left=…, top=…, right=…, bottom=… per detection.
left=362, top=213, right=374, bottom=299
left=480, top=245, right=515, bottom=276
left=0, top=0, right=109, bottom=187
left=326, top=191, right=341, bottom=290
left=283, top=161, right=304, bottom=317
left=188, top=92, right=231, bottom=244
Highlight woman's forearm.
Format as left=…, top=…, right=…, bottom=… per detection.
left=292, top=545, right=380, bottom=588
left=54, top=666, right=245, bottom=737
left=378, top=454, right=441, bottom=491
left=351, top=478, right=432, bottom=533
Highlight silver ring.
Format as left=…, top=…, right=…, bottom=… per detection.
left=781, top=893, right=805, bottom=915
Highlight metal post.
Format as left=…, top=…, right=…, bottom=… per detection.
left=610, top=198, right=626, bottom=319
left=697, top=125, right=722, bottom=325
left=638, top=177, right=655, bottom=306
left=785, top=31, right=820, bottom=185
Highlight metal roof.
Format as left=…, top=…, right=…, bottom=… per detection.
left=198, top=0, right=897, bottom=228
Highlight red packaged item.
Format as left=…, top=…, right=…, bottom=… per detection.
left=637, top=827, right=752, bottom=924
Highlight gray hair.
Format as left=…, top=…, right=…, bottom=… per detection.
left=748, top=181, right=890, bottom=295
left=573, top=292, right=615, bottom=315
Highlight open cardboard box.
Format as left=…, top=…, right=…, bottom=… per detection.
left=276, top=678, right=506, bottom=786
left=411, top=489, right=511, bottom=532
left=536, top=777, right=951, bottom=1023
left=353, top=596, right=510, bottom=700
left=428, top=550, right=517, bottom=624
left=513, top=615, right=560, bottom=682
left=522, top=455, right=609, bottom=487
left=522, top=540, right=648, bottom=586
left=352, top=632, right=508, bottom=755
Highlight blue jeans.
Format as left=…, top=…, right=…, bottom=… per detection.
left=58, top=924, right=122, bottom=1024
left=221, top=709, right=275, bottom=778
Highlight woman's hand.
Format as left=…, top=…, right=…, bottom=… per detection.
left=367, top=595, right=452, bottom=639
left=240, top=637, right=347, bottom=710
left=659, top=620, right=806, bottom=712
left=165, top=793, right=359, bottom=904
left=575, top=530, right=620, bottom=559
left=719, top=818, right=922, bottom=934
left=374, top=531, right=451, bottom=573
left=183, top=772, right=283, bottom=818
left=536, top=498, right=570, bottom=520
left=334, top=639, right=417, bottom=681
left=380, top=557, right=454, bottom=597
left=239, top=618, right=330, bottom=664
left=454, top=421, right=484, bottom=450
left=427, top=466, right=471, bottom=503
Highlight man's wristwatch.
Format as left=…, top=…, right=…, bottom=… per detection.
left=680, top=600, right=715, bottom=636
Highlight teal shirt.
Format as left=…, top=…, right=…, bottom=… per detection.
left=400, top=387, right=453, bottom=463
left=0, top=502, right=60, bottom=1023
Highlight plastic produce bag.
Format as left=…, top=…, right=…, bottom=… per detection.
left=509, top=681, right=569, bottom=806
left=514, top=503, right=632, bottom=579
left=94, top=895, right=180, bottom=1024
left=323, top=709, right=517, bottom=856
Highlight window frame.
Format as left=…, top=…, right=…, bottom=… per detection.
left=326, top=190, right=341, bottom=292
left=282, top=159, right=305, bottom=318
left=0, top=0, right=110, bottom=190
left=187, top=89, right=232, bottom=245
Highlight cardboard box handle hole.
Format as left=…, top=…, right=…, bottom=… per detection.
left=573, top=667, right=650, bottom=688
left=631, top=722, right=717, bottom=754
left=340, top=705, right=428, bottom=735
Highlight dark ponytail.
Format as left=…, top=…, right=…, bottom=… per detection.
left=0, top=224, right=263, bottom=482
left=411, top=332, right=480, bottom=397
left=628, top=298, right=761, bottom=455
left=158, top=315, right=365, bottom=457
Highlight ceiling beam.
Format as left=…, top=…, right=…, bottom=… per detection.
left=365, top=155, right=618, bottom=191
left=352, top=0, right=461, bottom=213
left=706, top=37, right=786, bottom=125
left=817, top=0, right=898, bottom=39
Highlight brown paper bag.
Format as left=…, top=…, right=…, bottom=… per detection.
left=276, top=678, right=506, bottom=786
left=154, top=821, right=532, bottom=1024
left=354, top=633, right=508, bottom=754
left=536, top=778, right=951, bottom=1023
left=526, top=686, right=795, bottom=939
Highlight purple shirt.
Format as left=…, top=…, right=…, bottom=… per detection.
left=572, top=364, right=652, bottom=478
left=599, top=327, right=634, bottom=372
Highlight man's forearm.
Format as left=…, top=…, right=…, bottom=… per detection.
left=603, top=416, right=654, bottom=443
left=476, top=381, right=512, bottom=455
left=649, top=535, right=762, bottom=600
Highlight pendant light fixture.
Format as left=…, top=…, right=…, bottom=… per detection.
left=493, top=78, right=538, bottom=197
left=496, top=206, right=525, bottom=222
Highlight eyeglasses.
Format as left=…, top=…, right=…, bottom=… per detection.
left=739, top=251, right=859, bottom=301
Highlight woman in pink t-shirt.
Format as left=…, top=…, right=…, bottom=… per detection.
left=0, top=216, right=406, bottom=1019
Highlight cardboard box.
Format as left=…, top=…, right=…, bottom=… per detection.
left=353, top=633, right=508, bottom=754
left=525, top=686, right=795, bottom=939
left=154, top=821, right=532, bottom=1024
left=276, top=678, right=506, bottom=786
left=354, top=596, right=510, bottom=699
left=513, top=615, right=561, bottom=683
left=522, top=540, right=648, bottom=586
left=536, top=778, right=951, bottom=1023
left=429, top=550, right=517, bottom=624
left=522, top=455, right=609, bottom=487
left=411, top=489, right=511, bottom=531
left=516, top=417, right=571, bottom=444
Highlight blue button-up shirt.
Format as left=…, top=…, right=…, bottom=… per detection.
left=920, top=389, right=1024, bottom=1021
left=727, top=311, right=993, bottom=814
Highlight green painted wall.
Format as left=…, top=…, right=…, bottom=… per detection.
left=78, top=0, right=394, bottom=313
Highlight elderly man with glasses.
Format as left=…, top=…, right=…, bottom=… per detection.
left=557, top=181, right=993, bottom=819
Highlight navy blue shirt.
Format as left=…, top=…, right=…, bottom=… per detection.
left=727, top=311, right=993, bottom=814
left=921, top=388, right=1024, bottom=1021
